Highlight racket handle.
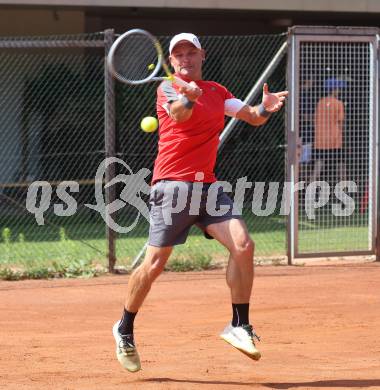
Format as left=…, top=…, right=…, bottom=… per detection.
left=173, top=76, right=194, bottom=90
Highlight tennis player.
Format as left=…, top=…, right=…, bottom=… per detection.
left=113, top=32, right=288, bottom=372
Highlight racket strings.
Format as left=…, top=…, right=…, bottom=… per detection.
left=113, top=34, right=158, bottom=82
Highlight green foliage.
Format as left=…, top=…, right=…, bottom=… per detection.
left=2, top=228, right=11, bottom=244
left=0, top=259, right=106, bottom=281
left=59, top=227, right=67, bottom=242
left=166, top=254, right=213, bottom=272
left=0, top=268, right=19, bottom=280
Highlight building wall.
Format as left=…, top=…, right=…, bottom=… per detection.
left=0, top=4, right=379, bottom=36
left=0, top=7, right=84, bottom=186
left=86, top=6, right=380, bottom=36
left=0, top=8, right=84, bottom=36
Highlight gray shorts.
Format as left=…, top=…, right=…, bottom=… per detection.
left=148, top=180, right=242, bottom=247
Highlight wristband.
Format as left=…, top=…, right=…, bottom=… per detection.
left=180, top=96, right=195, bottom=109
left=258, top=103, right=271, bottom=118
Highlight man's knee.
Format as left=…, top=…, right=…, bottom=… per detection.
left=142, top=249, right=171, bottom=280
left=149, top=257, right=167, bottom=278
left=230, top=236, right=255, bottom=260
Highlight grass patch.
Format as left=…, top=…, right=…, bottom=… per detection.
left=0, top=259, right=106, bottom=281
left=0, top=209, right=372, bottom=280
left=166, top=254, right=214, bottom=272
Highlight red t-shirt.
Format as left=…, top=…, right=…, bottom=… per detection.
left=153, top=77, right=234, bottom=184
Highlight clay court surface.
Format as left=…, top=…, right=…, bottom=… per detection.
left=1, top=261, right=380, bottom=390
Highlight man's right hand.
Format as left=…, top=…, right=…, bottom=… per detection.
left=169, top=81, right=202, bottom=122
left=179, top=81, right=202, bottom=102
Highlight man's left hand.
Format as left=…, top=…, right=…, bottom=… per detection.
left=262, top=83, right=288, bottom=113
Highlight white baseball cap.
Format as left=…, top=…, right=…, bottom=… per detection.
left=169, top=33, right=202, bottom=54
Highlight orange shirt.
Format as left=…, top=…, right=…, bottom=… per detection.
left=314, top=96, right=344, bottom=149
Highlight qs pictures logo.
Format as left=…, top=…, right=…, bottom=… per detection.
left=26, top=158, right=151, bottom=233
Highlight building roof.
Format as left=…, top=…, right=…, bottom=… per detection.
left=1, top=0, right=380, bottom=13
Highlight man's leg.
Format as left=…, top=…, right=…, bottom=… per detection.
left=207, top=219, right=253, bottom=302
left=205, top=218, right=261, bottom=360
left=125, top=245, right=173, bottom=312
left=113, top=245, right=172, bottom=372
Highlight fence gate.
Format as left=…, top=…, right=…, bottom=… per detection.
left=287, top=26, right=379, bottom=261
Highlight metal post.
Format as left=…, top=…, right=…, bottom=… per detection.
left=286, top=32, right=297, bottom=266
left=377, top=35, right=380, bottom=261
left=104, top=29, right=117, bottom=272
left=219, top=41, right=288, bottom=149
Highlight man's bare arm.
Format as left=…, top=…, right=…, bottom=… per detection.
left=236, top=83, right=288, bottom=127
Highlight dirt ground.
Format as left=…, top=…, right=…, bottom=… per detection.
left=1, top=261, right=380, bottom=390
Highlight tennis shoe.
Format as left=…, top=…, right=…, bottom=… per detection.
left=112, top=321, right=141, bottom=372
left=220, top=323, right=261, bottom=360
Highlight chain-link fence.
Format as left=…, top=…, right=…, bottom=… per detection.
left=0, top=33, right=108, bottom=272
left=0, top=31, right=287, bottom=272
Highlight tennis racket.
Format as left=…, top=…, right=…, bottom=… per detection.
left=107, top=28, right=193, bottom=89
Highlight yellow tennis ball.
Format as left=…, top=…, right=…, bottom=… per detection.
left=148, top=63, right=155, bottom=70
left=140, top=116, right=158, bottom=132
